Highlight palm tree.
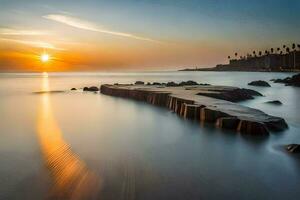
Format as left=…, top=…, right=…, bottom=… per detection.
left=280, top=51, right=283, bottom=55
left=286, top=47, right=290, bottom=53
left=292, top=44, right=296, bottom=68
left=259, top=51, right=262, bottom=56
left=228, top=56, right=231, bottom=60
left=270, top=48, right=274, bottom=54
left=235, top=52, right=238, bottom=57
left=253, top=51, right=256, bottom=57
left=292, top=43, right=296, bottom=50
left=277, top=48, right=280, bottom=54
left=265, top=50, right=268, bottom=55
left=283, top=45, right=286, bottom=49
left=298, top=44, right=300, bottom=50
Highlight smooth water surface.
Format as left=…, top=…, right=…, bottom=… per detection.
left=0, top=71, right=299, bottom=200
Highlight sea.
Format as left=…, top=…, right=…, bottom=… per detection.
left=0, top=71, right=299, bottom=200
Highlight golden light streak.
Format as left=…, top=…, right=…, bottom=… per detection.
left=36, top=75, right=101, bottom=199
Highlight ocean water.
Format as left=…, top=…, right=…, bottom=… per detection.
left=0, top=71, right=299, bottom=200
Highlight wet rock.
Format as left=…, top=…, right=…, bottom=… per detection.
left=237, top=120, right=269, bottom=135
left=216, top=117, right=240, bottom=130
left=71, top=88, right=77, bottom=90
left=100, top=84, right=288, bottom=135
left=248, top=80, right=271, bottom=87
left=271, top=73, right=300, bottom=87
left=166, top=81, right=178, bottom=87
left=151, top=82, right=161, bottom=85
left=179, top=80, right=198, bottom=86
left=135, top=81, right=144, bottom=85
left=197, top=88, right=262, bottom=102
left=265, top=100, right=282, bottom=105
left=200, top=107, right=230, bottom=122
left=199, top=83, right=211, bottom=86
left=286, top=144, right=300, bottom=153
left=83, top=86, right=99, bottom=92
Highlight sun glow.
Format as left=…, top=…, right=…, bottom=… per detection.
left=41, top=53, right=50, bottom=62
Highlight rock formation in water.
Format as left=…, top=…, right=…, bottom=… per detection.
left=196, top=88, right=262, bottom=102
left=265, top=100, right=282, bottom=105
left=135, top=81, right=144, bottom=85
left=99, top=83, right=288, bottom=136
left=248, top=80, right=271, bottom=87
left=83, top=86, right=99, bottom=92
left=272, top=73, right=300, bottom=87
left=286, top=144, right=300, bottom=153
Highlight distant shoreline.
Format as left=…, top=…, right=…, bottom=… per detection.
left=179, top=67, right=300, bottom=72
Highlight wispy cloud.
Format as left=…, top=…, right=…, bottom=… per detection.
left=0, top=28, right=48, bottom=36
left=0, top=38, right=65, bottom=50
left=43, top=14, right=161, bottom=43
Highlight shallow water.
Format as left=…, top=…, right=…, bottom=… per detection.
left=0, top=71, right=299, bottom=200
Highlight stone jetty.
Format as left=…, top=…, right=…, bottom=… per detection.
left=100, top=84, right=288, bottom=135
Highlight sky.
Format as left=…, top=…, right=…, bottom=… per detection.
left=0, top=0, right=299, bottom=72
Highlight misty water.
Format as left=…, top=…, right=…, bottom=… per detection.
left=0, top=71, right=299, bottom=200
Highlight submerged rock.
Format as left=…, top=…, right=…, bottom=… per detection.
left=152, top=82, right=162, bottom=85
left=135, top=81, right=144, bottom=85
left=83, top=86, right=99, bottom=92
left=166, top=81, right=178, bottom=87
left=265, top=100, right=282, bottom=105
left=286, top=144, right=300, bottom=153
left=179, top=80, right=199, bottom=86
left=272, top=73, right=300, bottom=87
left=248, top=80, right=271, bottom=87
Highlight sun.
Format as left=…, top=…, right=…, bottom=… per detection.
left=41, top=53, right=50, bottom=62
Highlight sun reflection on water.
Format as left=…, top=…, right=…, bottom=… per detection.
left=36, top=75, right=100, bottom=199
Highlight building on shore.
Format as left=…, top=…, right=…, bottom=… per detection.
left=216, top=50, right=300, bottom=71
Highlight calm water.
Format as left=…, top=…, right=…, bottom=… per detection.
left=0, top=71, right=300, bottom=200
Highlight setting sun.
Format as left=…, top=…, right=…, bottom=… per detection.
left=41, top=53, right=50, bottom=62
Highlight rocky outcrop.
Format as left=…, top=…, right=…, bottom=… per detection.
left=135, top=81, right=144, bottom=85
left=248, top=80, right=271, bottom=87
left=286, top=144, right=300, bottom=153
left=196, top=88, right=262, bottom=102
left=272, top=73, right=300, bottom=87
left=83, top=86, right=99, bottom=92
left=100, top=84, right=288, bottom=136
left=265, top=100, right=282, bottom=105
left=71, top=88, right=77, bottom=90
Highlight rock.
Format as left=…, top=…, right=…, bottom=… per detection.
left=237, top=120, right=269, bottom=135
left=166, top=81, right=178, bottom=87
left=71, top=88, right=77, bottom=90
left=271, top=73, right=300, bottom=87
left=199, top=83, right=211, bottom=86
left=100, top=84, right=288, bottom=135
left=179, top=80, right=198, bottom=86
left=265, top=100, right=282, bottom=105
left=197, top=88, right=262, bottom=102
left=83, top=86, right=99, bottom=92
left=286, top=144, right=300, bottom=153
left=248, top=80, right=271, bottom=87
left=135, top=81, right=144, bottom=85
left=152, top=82, right=162, bottom=85
left=216, top=117, right=240, bottom=130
